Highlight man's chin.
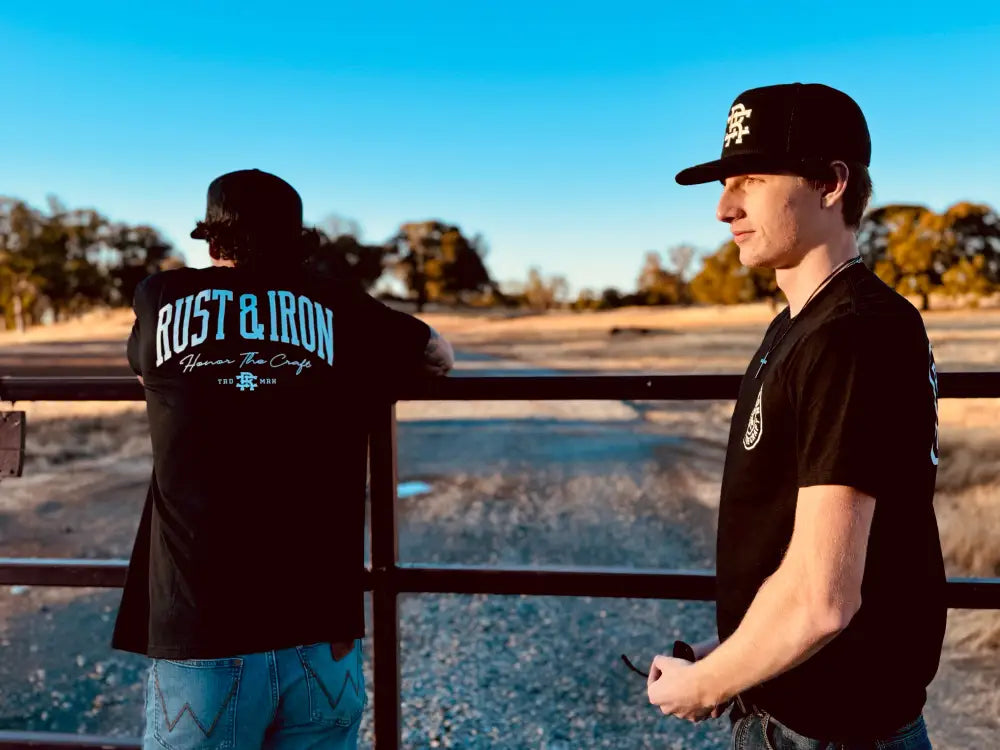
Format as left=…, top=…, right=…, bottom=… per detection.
left=738, top=247, right=769, bottom=269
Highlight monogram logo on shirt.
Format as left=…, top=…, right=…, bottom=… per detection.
left=743, top=385, right=764, bottom=450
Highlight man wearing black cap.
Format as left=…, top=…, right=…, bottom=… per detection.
left=644, top=85, right=945, bottom=749
left=112, top=169, right=453, bottom=749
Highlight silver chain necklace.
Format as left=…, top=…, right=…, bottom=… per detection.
left=754, top=255, right=863, bottom=379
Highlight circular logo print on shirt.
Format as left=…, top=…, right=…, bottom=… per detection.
left=743, top=386, right=764, bottom=451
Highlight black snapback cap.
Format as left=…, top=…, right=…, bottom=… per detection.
left=191, top=169, right=303, bottom=239
left=675, top=83, right=871, bottom=185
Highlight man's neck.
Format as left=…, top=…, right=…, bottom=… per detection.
left=776, top=233, right=860, bottom=317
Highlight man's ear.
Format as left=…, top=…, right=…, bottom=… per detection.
left=822, top=161, right=850, bottom=209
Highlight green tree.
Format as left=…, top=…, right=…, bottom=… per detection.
left=0, top=195, right=179, bottom=329
left=597, top=287, right=623, bottom=310
left=0, top=199, right=45, bottom=329
left=107, top=223, right=174, bottom=307
left=306, top=231, right=388, bottom=290
left=389, top=220, right=498, bottom=311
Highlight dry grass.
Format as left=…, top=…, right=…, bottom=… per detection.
left=0, top=308, right=133, bottom=344
left=3, top=304, right=998, bottom=647
left=933, top=402, right=1000, bottom=588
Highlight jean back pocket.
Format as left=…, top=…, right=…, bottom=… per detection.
left=295, top=641, right=366, bottom=728
left=150, top=657, right=243, bottom=750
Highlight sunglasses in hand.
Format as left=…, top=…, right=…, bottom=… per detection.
left=621, top=639, right=696, bottom=678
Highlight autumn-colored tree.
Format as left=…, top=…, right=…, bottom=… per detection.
left=856, top=204, right=928, bottom=270
left=860, top=202, right=1000, bottom=309
left=571, top=288, right=598, bottom=311
left=882, top=207, right=947, bottom=310
left=688, top=240, right=780, bottom=308
left=940, top=255, right=993, bottom=301
left=939, top=202, right=1000, bottom=286
left=522, top=267, right=569, bottom=310
left=637, top=251, right=685, bottom=305
left=668, top=244, right=696, bottom=281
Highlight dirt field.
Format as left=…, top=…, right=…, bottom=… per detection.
left=0, top=303, right=998, bottom=746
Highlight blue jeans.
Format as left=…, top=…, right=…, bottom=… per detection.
left=731, top=706, right=931, bottom=750
left=143, top=640, right=366, bottom=750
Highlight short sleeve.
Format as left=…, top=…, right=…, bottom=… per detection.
left=354, top=292, right=432, bottom=374
left=785, top=316, right=898, bottom=498
left=126, top=285, right=144, bottom=376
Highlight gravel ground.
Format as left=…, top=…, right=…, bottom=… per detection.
left=1, top=334, right=996, bottom=748
left=0, top=444, right=734, bottom=748
left=6, top=456, right=996, bottom=748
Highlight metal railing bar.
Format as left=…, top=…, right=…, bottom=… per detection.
left=0, top=730, right=139, bottom=748
left=3, top=371, right=1000, bottom=749
left=3, top=558, right=996, bottom=609
left=4, top=371, right=1000, bottom=402
left=369, top=403, right=402, bottom=750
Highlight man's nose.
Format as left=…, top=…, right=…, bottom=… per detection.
left=716, top=189, right=744, bottom=224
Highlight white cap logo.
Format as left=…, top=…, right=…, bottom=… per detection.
left=725, top=103, right=752, bottom=148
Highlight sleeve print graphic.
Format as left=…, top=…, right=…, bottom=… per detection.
left=929, top=341, right=940, bottom=467
left=153, top=288, right=335, bottom=389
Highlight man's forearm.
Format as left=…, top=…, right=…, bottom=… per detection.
left=692, top=567, right=849, bottom=707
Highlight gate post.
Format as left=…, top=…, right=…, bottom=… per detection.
left=369, top=401, right=401, bottom=750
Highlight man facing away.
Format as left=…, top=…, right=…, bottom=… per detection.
left=112, top=169, right=454, bottom=749
left=644, top=84, right=946, bottom=749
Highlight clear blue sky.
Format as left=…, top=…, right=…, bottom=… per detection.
left=3, top=2, right=999, bottom=294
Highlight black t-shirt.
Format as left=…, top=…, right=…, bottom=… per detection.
left=716, top=263, right=947, bottom=742
left=111, top=265, right=430, bottom=659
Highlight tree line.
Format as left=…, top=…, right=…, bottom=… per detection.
left=0, top=197, right=179, bottom=331
left=562, top=201, right=1000, bottom=312
left=3, top=195, right=998, bottom=331
left=0, top=198, right=500, bottom=329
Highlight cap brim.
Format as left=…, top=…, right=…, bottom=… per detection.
left=675, top=153, right=809, bottom=186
